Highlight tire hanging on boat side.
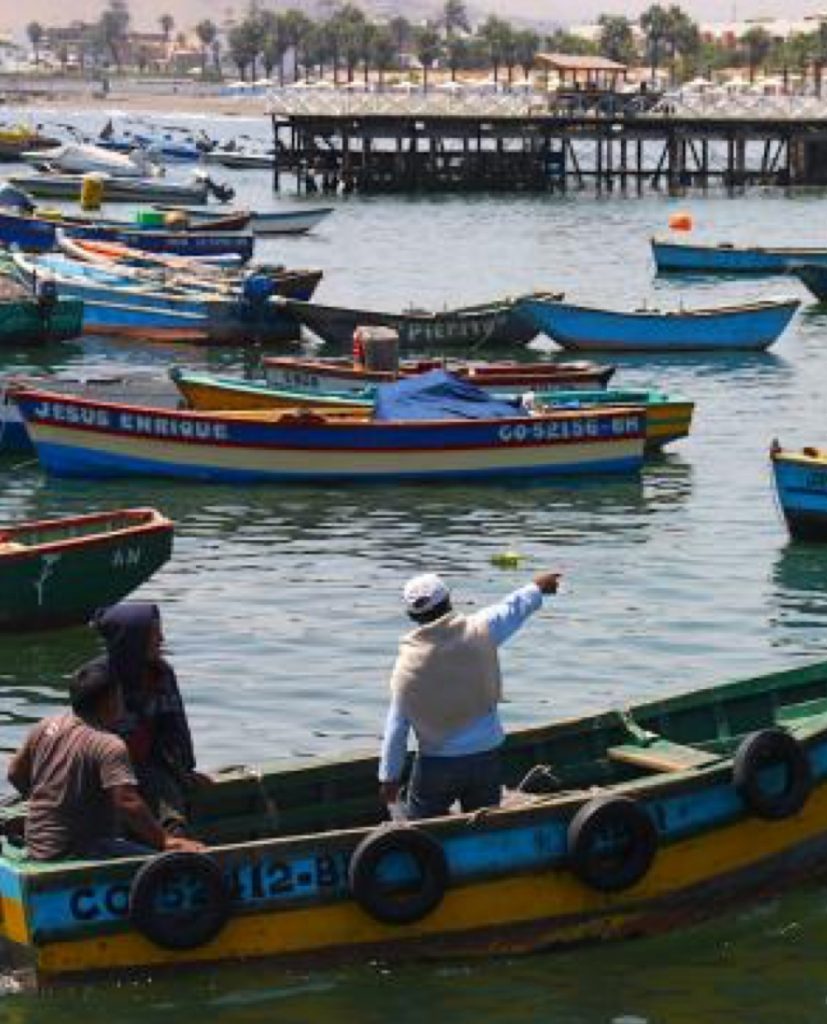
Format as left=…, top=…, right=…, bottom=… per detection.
left=349, top=825, right=448, bottom=925
left=566, top=795, right=658, bottom=893
left=733, top=728, right=812, bottom=820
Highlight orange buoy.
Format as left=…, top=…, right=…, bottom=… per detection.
left=668, top=212, right=694, bottom=232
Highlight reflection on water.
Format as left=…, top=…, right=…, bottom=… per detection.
left=769, top=541, right=827, bottom=655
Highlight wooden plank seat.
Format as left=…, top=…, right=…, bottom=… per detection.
left=607, top=739, right=722, bottom=773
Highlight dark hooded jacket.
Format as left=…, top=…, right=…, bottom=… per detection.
left=90, top=602, right=195, bottom=781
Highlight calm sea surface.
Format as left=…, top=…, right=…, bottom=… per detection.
left=4, top=108, right=827, bottom=1020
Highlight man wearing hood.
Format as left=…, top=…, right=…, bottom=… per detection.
left=88, top=601, right=206, bottom=835
left=379, top=570, right=561, bottom=820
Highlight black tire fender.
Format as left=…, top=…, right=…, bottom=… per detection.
left=733, top=728, right=812, bottom=820
left=129, top=851, right=230, bottom=950
left=567, top=795, right=658, bottom=893
left=348, top=825, right=448, bottom=925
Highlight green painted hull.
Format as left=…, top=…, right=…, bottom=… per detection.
left=0, top=509, right=173, bottom=630
left=0, top=298, right=84, bottom=345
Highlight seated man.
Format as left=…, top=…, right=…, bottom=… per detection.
left=90, top=601, right=207, bottom=836
left=379, top=570, right=561, bottom=821
left=7, top=661, right=204, bottom=861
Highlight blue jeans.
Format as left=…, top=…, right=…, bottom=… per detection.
left=406, top=748, right=502, bottom=820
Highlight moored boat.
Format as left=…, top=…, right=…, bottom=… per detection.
left=171, top=370, right=691, bottom=450
left=156, top=205, right=334, bottom=236
left=0, top=294, right=83, bottom=346
left=0, top=507, right=173, bottom=630
left=10, top=251, right=315, bottom=344
left=791, top=264, right=827, bottom=303
left=8, top=380, right=646, bottom=483
left=3, top=655, right=827, bottom=983
left=651, top=236, right=827, bottom=275
left=517, top=295, right=800, bottom=352
left=771, top=441, right=827, bottom=541
left=20, top=142, right=160, bottom=178
left=6, top=173, right=215, bottom=205
left=262, top=355, right=615, bottom=394
left=0, top=209, right=252, bottom=256
left=278, top=294, right=548, bottom=349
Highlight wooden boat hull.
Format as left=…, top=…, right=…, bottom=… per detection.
left=172, top=372, right=693, bottom=451
left=771, top=445, right=827, bottom=541
left=262, top=356, right=615, bottom=395
left=651, top=237, right=827, bottom=274
left=0, top=507, right=172, bottom=630
left=0, top=297, right=83, bottom=345
left=9, top=387, right=646, bottom=483
left=5, top=657, right=827, bottom=983
left=7, top=174, right=210, bottom=205
left=12, top=254, right=309, bottom=345
left=279, top=295, right=542, bottom=349
left=518, top=297, right=800, bottom=352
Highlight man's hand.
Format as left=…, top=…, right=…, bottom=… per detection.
left=534, top=571, right=562, bottom=595
left=379, top=781, right=400, bottom=805
left=164, top=835, right=206, bottom=854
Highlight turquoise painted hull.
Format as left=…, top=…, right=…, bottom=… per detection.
left=772, top=450, right=827, bottom=541
left=518, top=298, right=800, bottom=352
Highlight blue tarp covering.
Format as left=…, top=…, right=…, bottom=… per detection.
left=373, top=368, right=524, bottom=422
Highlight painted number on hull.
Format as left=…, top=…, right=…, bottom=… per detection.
left=498, top=415, right=640, bottom=443
left=111, top=547, right=142, bottom=568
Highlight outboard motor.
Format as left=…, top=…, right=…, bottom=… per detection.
left=203, top=175, right=235, bottom=204
left=0, top=181, right=36, bottom=215
left=241, top=270, right=276, bottom=306
left=35, top=276, right=58, bottom=317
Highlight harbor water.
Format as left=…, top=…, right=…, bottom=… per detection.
left=3, top=111, right=827, bottom=1020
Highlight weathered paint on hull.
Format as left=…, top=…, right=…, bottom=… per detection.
left=0, top=298, right=84, bottom=345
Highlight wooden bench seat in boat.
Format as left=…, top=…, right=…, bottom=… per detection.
left=607, top=739, right=722, bottom=773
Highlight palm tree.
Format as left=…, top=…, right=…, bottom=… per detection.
left=640, top=3, right=671, bottom=80
left=415, top=22, right=441, bottom=91
left=445, top=34, right=469, bottom=81
left=388, top=15, right=411, bottom=67
left=597, top=15, right=636, bottom=66
left=26, top=22, right=43, bottom=66
left=159, top=14, right=174, bottom=45
left=280, top=8, right=313, bottom=82
left=477, top=15, right=511, bottom=85
left=331, top=4, right=366, bottom=83
left=371, top=26, right=396, bottom=89
left=443, top=0, right=470, bottom=36
left=741, top=26, right=772, bottom=83
left=228, top=20, right=258, bottom=80
left=260, top=11, right=287, bottom=83
left=195, top=20, right=217, bottom=76
left=514, top=29, right=540, bottom=81
left=97, top=0, right=130, bottom=71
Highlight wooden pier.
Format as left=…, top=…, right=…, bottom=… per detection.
left=271, top=110, right=827, bottom=195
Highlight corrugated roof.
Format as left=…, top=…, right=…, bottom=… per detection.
left=536, top=53, right=628, bottom=72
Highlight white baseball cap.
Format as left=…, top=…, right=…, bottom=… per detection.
left=403, top=573, right=451, bottom=615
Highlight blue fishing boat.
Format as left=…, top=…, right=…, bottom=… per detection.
left=8, top=372, right=647, bottom=483
left=10, top=251, right=309, bottom=344
left=516, top=296, right=800, bottom=352
left=771, top=441, right=827, bottom=541
left=652, top=236, right=827, bottom=275
left=0, top=210, right=253, bottom=261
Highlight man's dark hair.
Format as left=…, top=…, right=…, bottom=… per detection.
left=70, top=660, right=117, bottom=715
left=408, top=597, right=452, bottom=625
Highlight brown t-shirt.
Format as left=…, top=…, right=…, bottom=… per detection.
left=20, top=713, right=137, bottom=861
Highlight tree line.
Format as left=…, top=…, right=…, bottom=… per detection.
left=24, top=0, right=827, bottom=86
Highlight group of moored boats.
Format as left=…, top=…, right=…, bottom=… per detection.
left=5, top=140, right=827, bottom=985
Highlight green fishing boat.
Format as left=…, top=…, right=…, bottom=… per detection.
left=0, top=296, right=84, bottom=345
left=3, top=657, right=827, bottom=985
left=0, top=507, right=173, bottom=630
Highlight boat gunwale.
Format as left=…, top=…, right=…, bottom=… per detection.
left=0, top=507, right=173, bottom=560
left=517, top=296, right=801, bottom=321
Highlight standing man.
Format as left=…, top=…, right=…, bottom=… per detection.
left=379, top=570, right=561, bottom=820
left=7, top=661, right=204, bottom=861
